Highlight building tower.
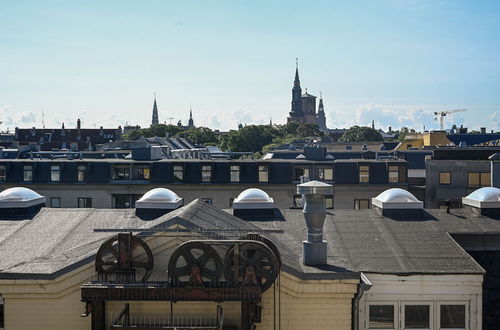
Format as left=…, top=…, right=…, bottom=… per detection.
left=151, top=94, right=159, bottom=127
left=288, top=59, right=304, bottom=123
left=316, top=93, right=327, bottom=132
left=188, top=107, right=194, bottom=128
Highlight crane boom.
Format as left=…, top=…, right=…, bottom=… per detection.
left=433, top=109, right=467, bottom=130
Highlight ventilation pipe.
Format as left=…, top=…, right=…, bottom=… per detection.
left=297, top=180, right=333, bottom=266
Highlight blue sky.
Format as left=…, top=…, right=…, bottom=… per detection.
left=1, top=0, right=500, bottom=131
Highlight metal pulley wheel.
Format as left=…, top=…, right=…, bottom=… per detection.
left=168, top=241, right=222, bottom=286
left=95, top=235, right=154, bottom=282
left=224, top=241, right=279, bottom=292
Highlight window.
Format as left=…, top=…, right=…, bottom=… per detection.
left=173, top=165, right=183, bottom=183
left=468, top=172, right=490, bottom=187
left=355, top=199, right=370, bottom=209
left=50, top=197, right=61, bottom=208
left=230, top=165, right=240, bottom=183
left=293, top=194, right=303, bottom=208
left=113, top=165, right=130, bottom=180
left=77, top=165, right=86, bottom=182
left=325, top=195, right=334, bottom=209
left=359, top=165, right=370, bottom=183
left=50, top=165, right=60, bottom=182
left=439, top=172, right=451, bottom=185
left=134, top=166, right=150, bottom=180
left=23, top=165, right=33, bottom=182
left=202, top=165, right=212, bottom=183
left=0, top=296, right=4, bottom=330
left=404, top=304, right=431, bottom=329
left=0, top=165, right=6, bottom=181
left=388, top=166, right=399, bottom=183
left=319, top=168, right=333, bottom=181
left=113, top=194, right=142, bottom=208
left=258, top=165, right=268, bottom=183
left=294, top=168, right=310, bottom=181
left=369, top=305, right=395, bottom=329
left=439, top=304, right=466, bottom=329
left=201, top=198, right=212, bottom=205
left=78, top=197, right=92, bottom=208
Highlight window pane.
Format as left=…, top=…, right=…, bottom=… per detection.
left=0, top=165, right=6, bottom=181
left=77, top=166, right=86, bottom=182
left=113, top=165, right=130, bottom=180
left=78, top=198, right=92, bottom=208
left=23, top=166, right=32, bottom=181
left=389, top=171, right=399, bottom=183
left=440, top=305, right=465, bottom=329
left=440, top=172, right=451, bottom=184
left=51, top=165, right=60, bottom=182
left=230, top=165, right=240, bottom=183
left=468, top=173, right=479, bottom=187
left=480, top=172, right=490, bottom=187
left=369, top=305, right=394, bottom=329
left=405, top=305, right=430, bottom=329
left=173, top=165, right=183, bottom=182
left=202, top=165, right=212, bottom=183
left=259, top=165, right=268, bottom=182
left=50, top=198, right=61, bottom=208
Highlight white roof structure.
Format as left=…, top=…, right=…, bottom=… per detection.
left=135, top=188, right=183, bottom=210
left=0, top=187, right=46, bottom=208
left=462, top=187, right=500, bottom=209
left=232, top=188, right=274, bottom=209
left=372, top=188, right=423, bottom=210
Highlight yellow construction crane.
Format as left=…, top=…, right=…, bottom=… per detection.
left=434, top=109, right=467, bottom=130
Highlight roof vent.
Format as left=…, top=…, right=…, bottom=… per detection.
left=0, top=187, right=46, bottom=218
left=135, top=188, right=183, bottom=217
left=325, top=154, right=334, bottom=160
left=232, top=188, right=274, bottom=217
left=296, top=154, right=306, bottom=159
left=462, top=187, right=500, bottom=215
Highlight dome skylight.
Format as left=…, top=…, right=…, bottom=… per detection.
left=462, top=187, right=500, bottom=209
left=372, top=188, right=423, bottom=209
left=233, top=188, right=274, bottom=210
left=0, top=187, right=46, bottom=208
left=135, top=188, right=183, bottom=209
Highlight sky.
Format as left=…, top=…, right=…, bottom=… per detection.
left=1, top=0, right=500, bottom=132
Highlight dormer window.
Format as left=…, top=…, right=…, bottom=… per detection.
left=230, top=165, right=240, bottom=183
left=23, top=165, right=33, bottom=182
left=113, top=165, right=130, bottom=180
left=318, top=168, right=333, bottom=181
left=77, top=165, right=86, bottom=182
left=0, top=165, right=6, bottom=182
left=50, top=165, right=60, bottom=182
left=258, top=165, right=268, bottom=183
left=359, top=165, right=370, bottom=183
left=468, top=172, right=490, bottom=188
left=202, top=165, right=212, bottom=183
left=388, top=166, right=399, bottom=183
left=173, top=165, right=183, bottom=183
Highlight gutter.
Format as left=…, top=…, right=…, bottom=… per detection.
left=352, top=272, right=373, bottom=330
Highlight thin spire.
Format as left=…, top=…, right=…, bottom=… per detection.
left=151, top=93, right=159, bottom=126
left=294, top=58, right=300, bottom=87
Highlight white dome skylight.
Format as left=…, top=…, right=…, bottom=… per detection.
left=0, top=187, right=46, bottom=208
left=372, top=188, right=423, bottom=209
left=233, top=188, right=274, bottom=209
left=135, top=188, right=183, bottom=209
left=462, top=187, right=500, bottom=209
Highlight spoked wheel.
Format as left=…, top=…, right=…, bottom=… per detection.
left=95, top=235, right=154, bottom=282
left=224, top=242, right=279, bottom=292
left=168, top=241, right=222, bottom=286
left=241, top=233, right=282, bottom=269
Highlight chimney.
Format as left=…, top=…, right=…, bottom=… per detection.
left=76, top=118, right=81, bottom=140
left=99, top=126, right=104, bottom=136
left=481, top=127, right=486, bottom=134
left=297, top=180, right=333, bottom=266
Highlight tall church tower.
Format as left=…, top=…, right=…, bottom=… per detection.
left=316, top=93, right=327, bottom=132
left=288, top=59, right=304, bottom=123
left=188, top=108, right=194, bottom=128
left=151, top=94, right=159, bottom=127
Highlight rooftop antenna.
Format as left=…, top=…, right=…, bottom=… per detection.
left=42, top=110, right=45, bottom=129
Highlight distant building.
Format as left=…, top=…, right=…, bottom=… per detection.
left=287, top=60, right=329, bottom=131
left=151, top=95, right=159, bottom=126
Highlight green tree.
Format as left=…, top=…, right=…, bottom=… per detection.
left=396, top=127, right=417, bottom=141
left=175, top=127, right=219, bottom=145
left=125, top=124, right=184, bottom=140
left=339, top=126, right=383, bottom=142
left=219, top=125, right=276, bottom=153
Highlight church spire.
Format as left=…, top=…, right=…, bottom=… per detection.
left=318, top=92, right=325, bottom=113
left=289, top=58, right=303, bottom=117
left=188, top=106, right=194, bottom=128
left=294, top=58, right=300, bottom=87
left=151, top=93, right=159, bottom=127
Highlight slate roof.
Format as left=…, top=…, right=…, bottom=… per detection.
left=2, top=200, right=498, bottom=280
left=244, top=208, right=499, bottom=275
